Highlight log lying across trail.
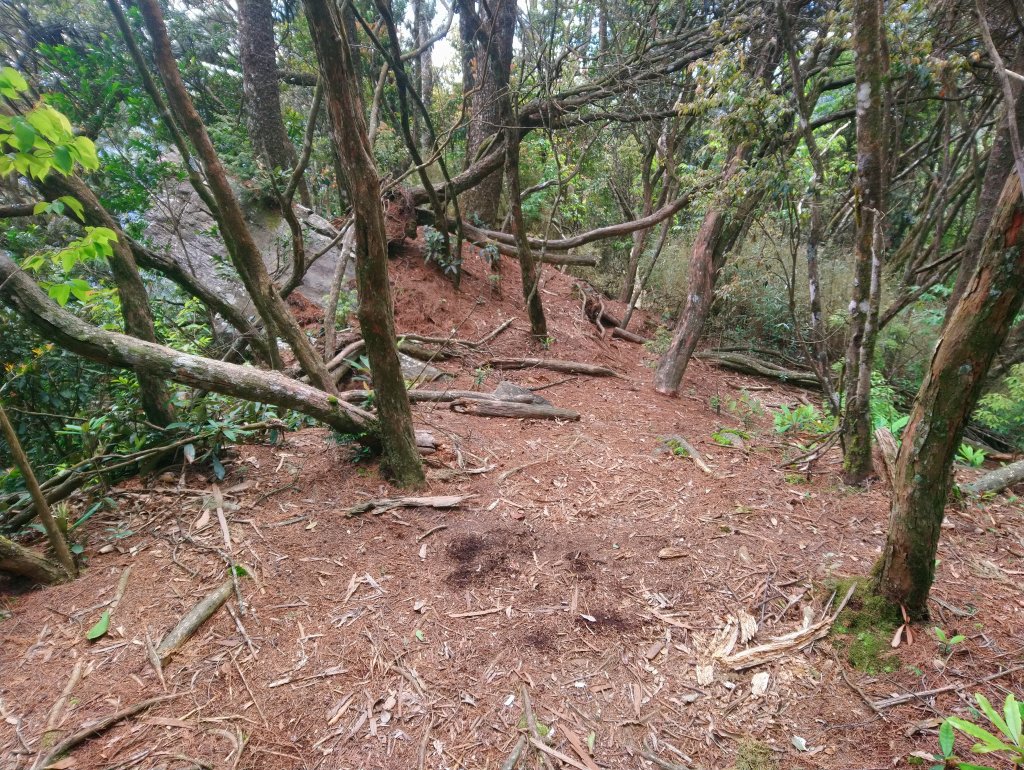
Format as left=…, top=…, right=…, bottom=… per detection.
left=962, top=458, right=1024, bottom=496
left=694, top=351, right=820, bottom=388
left=450, top=399, right=580, bottom=421
left=575, top=282, right=650, bottom=343
left=487, top=358, right=620, bottom=377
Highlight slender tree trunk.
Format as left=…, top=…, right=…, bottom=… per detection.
left=653, top=148, right=745, bottom=394
left=134, top=0, right=336, bottom=394
left=505, top=133, right=547, bottom=338
left=304, top=0, right=425, bottom=487
left=0, top=254, right=376, bottom=438
left=0, top=401, right=77, bottom=577
left=417, top=0, right=435, bottom=157
left=37, top=175, right=175, bottom=426
left=876, top=171, right=1024, bottom=619
left=237, top=0, right=311, bottom=207
left=840, top=0, right=887, bottom=483
left=620, top=144, right=657, bottom=302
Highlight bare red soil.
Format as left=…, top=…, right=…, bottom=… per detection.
left=1, top=243, right=1022, bottom=770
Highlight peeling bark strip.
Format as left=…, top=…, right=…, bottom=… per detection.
left=876, top=171, right=1024, bottom=619
left=0, top=254, right=375, bottom=438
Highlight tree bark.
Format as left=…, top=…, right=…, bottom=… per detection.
left=876, top=170, right=1024, bottom=619
left=458, top=0, right=515, bottom=226
left=134, top=0, right=336, bottom=394
left=653, top=147, right=745, bottom=394
left=37, top=174, right=176, bottom=426
left=304, top=0, right=425, bottom=487
left=841, top=0, right=887, bottom=483
left=505, top=133, right=548, bottom=339
left=0, top=253, right=375, bottom=438
left=0, top=534, right=68, bottom=583
left=237, top=0, right=311, bottom=208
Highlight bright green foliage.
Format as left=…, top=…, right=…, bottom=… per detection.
left=975, top=364, right=1024, bottom=451
left=773, top=403, right=836, bottom=436
left=916, top=693, right=1024, bottom=770
left=955, top=444, right=987, bottom=468
left=933, top=626, right=966, bottom=656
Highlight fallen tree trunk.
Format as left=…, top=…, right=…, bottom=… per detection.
left=450, top=399, right=580, bottom=421
left=962, top=458, right=1024, bottom=496
left=339, top=388, right=537, bottom=405
left=0, top=535, right=69, bottom=583
left=575, top=282, right=650, bottom=343
left=487, top=358, right=619, bottom=377
left=694, top=351, right=819, bottom=388
left=0, top=255, right=376, bottom=439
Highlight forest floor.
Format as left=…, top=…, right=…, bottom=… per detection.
left=1, top=240, right=1023, bottom=770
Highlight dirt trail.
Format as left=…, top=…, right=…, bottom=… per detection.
left=1, top=244, right=1022, bottom=770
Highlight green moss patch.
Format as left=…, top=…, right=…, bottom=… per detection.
left=827, top=577, right=902, bottom=674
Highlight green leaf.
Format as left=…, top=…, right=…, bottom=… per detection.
left=975, top=694, right=1011, bottom=741
left=48, top=282, right=71, bottom=306
left=12, top=118, right=36, bottom=153
left=232, top=564, right=249, bottom=577
left=33, top=201, right=51, bottom=215
left=71, top=135, right=99, bottom=170
left=57, top=195, right=84, bottom=221
left=52, top=145, right=73, bottom=174
left=0, top=66, right=28, bottom=93
left=939, top=720, right=954, bottom=756
left=1005, top=694, right=1021, bottom=746
left=211, top=453, right=225, bottom=480
left=414, top=629, right=425, bottom=642
left=68, top=279, right=92, bottom=303
left=86, top=610, right=110, bottom=641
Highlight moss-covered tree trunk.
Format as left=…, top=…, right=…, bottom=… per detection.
left=303, top=0, right=424, bottom=487
left=840, top=0, right=887, bottom=483
left=504, top=132, right=548, bottom=339
left=876, top=171, right=1024, bottom=619
left=0, top=534, right=68, bottom=583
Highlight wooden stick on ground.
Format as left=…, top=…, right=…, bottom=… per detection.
left=450, top=399, right=581, bottom=421
left=33, top=693, right=183, bottom=770
left=156, top=578, right=235, bottom=663
left=346, top=495, right=471, bottom=517
left=487, top=358, right=620, bottom=377
left=42, top=661, right=85, bottom=741
left=872, top=664, right=1024, bottom=709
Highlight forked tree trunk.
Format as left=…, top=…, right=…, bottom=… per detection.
left=134, top=0, right=336, bottom=394
left=840, top=0, right=887, bottom=483
left=37, top=174, right=175, bottom=426
left=304, top=0, right=425, bottom=487
left=876, top=171, right=1024, bottom=619
left=0, top=253, right=375, bottom=438
left=237, top=0, right=311, bottom=207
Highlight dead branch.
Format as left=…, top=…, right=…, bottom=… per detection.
left=695, top=351, right=820, bottom=388
left=0, top=534, right=68, bottom=583
left=872, top=664, right=1024, bottom=709
left=33, top=693, right=184, bottom=770
left=156, top=578, right=235, bottom=662
left=345, top=494, right=471, bottom=517
left=961, top=458, right=1024, bottom=496
left=450, top=399, right=581, bottom=421
left=487, top=358, right=619, bottom=377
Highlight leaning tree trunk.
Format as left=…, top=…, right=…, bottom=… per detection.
left=37, top=174, right=175, bottom=426
left=237, top=0, right=311, bottom=208
left=0, top=253, right=375, bottom=438
left=134, top=0, right=336, bottom=394
left=876, top=170, right=1024, bottom=619
left=840, top=0, right=887, bottom=484
left=505, top=133, right=548, bottom=339
left=653, top=148, right=745, bottom=395
left=304, top=0, right=425, bottom=487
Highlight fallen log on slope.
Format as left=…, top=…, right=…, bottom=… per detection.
left=487, top=358, right=620, bottom=377
left=450, top=399, right=580, bottom=421
left=0, top=534, right=69, bottom=583
left=961, top=458, right=1024, bottom=496
left=574, top=281, right=650, bottom=344
left=694, top=351, right=820, bottom=389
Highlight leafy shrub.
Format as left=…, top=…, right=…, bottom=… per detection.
left=975, top=364, right=1024, bottom=451
left=422, top=226, right=462, bottom=277
left=917, top=693, right=1024, bottom=769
